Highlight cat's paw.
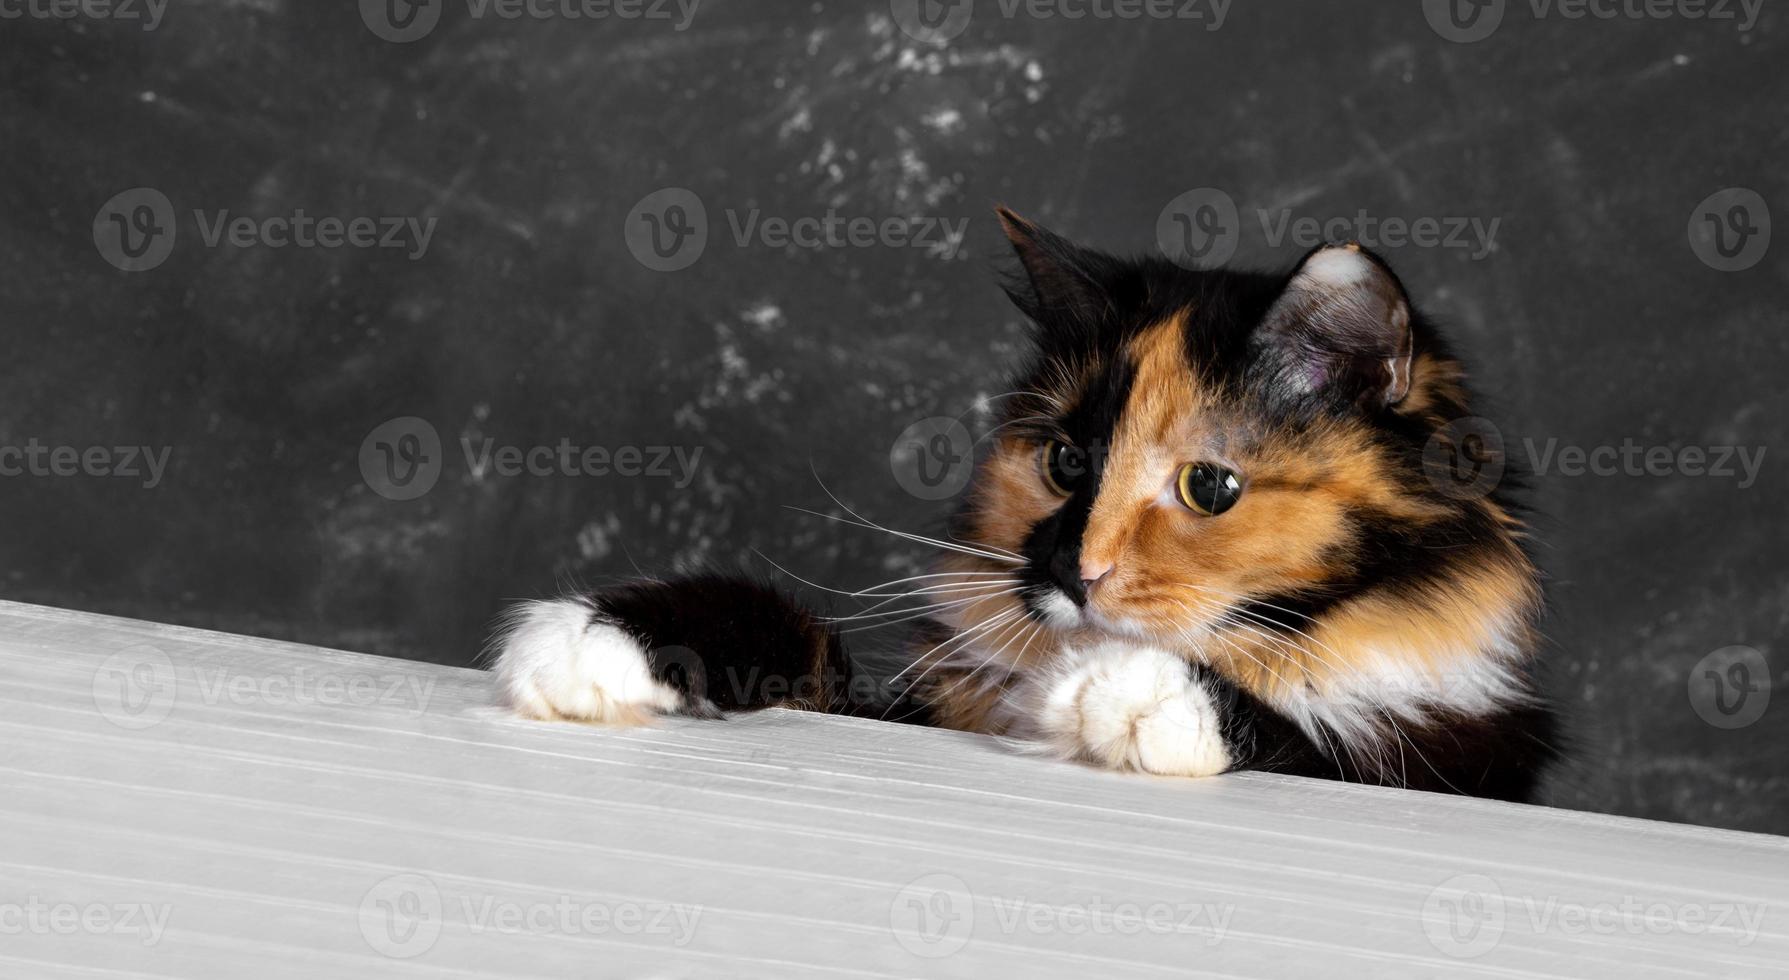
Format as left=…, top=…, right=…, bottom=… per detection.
left=490, top=598, right=685, bottom=725
left=1032, top=643, right=1231, bottom=777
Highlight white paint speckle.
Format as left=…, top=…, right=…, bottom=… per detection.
left=742, top=303, right=785, bottom=331
left=922, top=107, right=965, bottom=135
left=576, top=514, right=622, bottom=562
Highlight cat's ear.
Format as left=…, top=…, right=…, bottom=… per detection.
left=1257, top=243, right=1414, bottom=408
left=996, top=207, right=1107, bottom=325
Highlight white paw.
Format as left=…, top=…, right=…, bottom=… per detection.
left=1033, top=643, right=1230, bottom=777
left=490, top=598, right=683, bottom=724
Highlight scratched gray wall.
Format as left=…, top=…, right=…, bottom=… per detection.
left=1, top=1, right=1784, bottom=834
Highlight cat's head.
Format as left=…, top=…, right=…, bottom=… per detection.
left=943, top=210, right=1539, bottom=707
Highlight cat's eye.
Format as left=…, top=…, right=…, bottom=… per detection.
left=1177, top=462, right=1243, bottom=516
left=1039, top=440, right=1084, bottom=496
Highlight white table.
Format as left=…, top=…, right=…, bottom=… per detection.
left=1, top=600, right=1783, bottom=978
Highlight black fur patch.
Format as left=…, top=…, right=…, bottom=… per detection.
left=593, top=574, right=859, bottom=716
left=1197, top=662, right=1558, bottom=802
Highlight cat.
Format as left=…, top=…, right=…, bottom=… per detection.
left=488, top=209, right=1559, bottom=802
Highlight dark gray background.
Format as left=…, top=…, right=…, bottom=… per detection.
left=2, top=1, right=1783, bottom=833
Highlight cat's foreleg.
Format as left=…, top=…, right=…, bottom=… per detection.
left=1013, top=641, right=1233, bottom=776
left=1014, top=640, right=1326, bottom=778
left=489, top=575, right=858, bottom=725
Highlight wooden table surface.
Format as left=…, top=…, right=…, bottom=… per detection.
left=1, top=600, right=1784, bottom=978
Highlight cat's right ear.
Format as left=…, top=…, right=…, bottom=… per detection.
left=996, top=208, right=1108, bottom=326
left=1256, top=243, right=1415, bottom=409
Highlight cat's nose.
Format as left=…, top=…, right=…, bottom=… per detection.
left=1079, top=560, right=1115, bottom=593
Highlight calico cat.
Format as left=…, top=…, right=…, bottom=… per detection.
left=490, top=210, right=1558, bottom=802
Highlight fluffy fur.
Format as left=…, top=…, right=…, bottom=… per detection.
left=489, top=211, right=1558, bottom=802
left=491, top=597, right=683, bottom=726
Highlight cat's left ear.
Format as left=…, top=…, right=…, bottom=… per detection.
left=1257, top=243, right=1414, bottom=408
left=995, top=207, right=1108, bottom=326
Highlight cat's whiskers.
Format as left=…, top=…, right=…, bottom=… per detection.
left=969, top=389, right=1056, bottom=411
left=1189, top=620, right=1354, bottom=773
left=1211, top=608, right=1443, bottom=786
left=822, top=586, right=1023, bottom=622
left=993, top=614, right=1045, bottom=707
left=1215, top=600, right=1421, bottom=725
left=784, top=505, right=1025, bottom=566
left=1214, top=600, right=1453, bottom=787
left=751, top=555, right=1022, bottom=648
left=833, top=586, right=1028, bottom=633
left=841, top=585, right=1011, bottom=624
left=750, top=549, right=1012, bottom=606
left=831, top=578, right=1023, bottom=609
left=1162, top=580, right=1364, bottom=683
left=1157, top=593, right=1311, bottom=705
left=1205, top=618, right=1379, bottom=774
left=1175, top=609, right=1381, bottom=777
left=800, top=470, right=1027, bottom=565
left=1172, top=613, right=1304, bottom=695
left=918, top=609, right=1038, bottom=715
left=883, top=601, right=1025, bottom=693
left=846, top=570, right=1016, bottom=598
left=1158, top=581, right=1432, bottom=781
left=879, top=608, right=1029, bottom=722
left=837, top=573, right=1023, bottom=622
left=971, top=413, right=1059, bottom=449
